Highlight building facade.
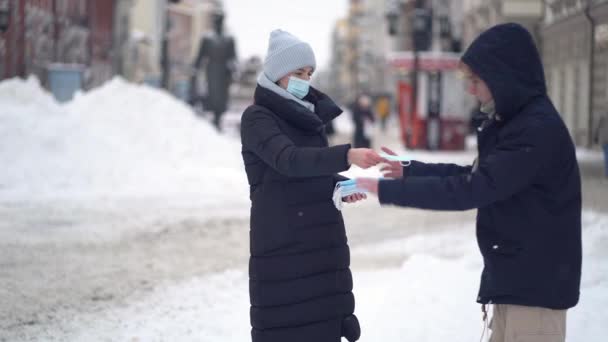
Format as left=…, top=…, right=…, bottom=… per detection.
left=542, top=0, right=608, bottom=146
left=462, top=0, right=543, bottom=47
left=327, top=18, right=353, bottom=104
left=327, top=0, right=393, bottom=105
left=354, top=0, right=392, bottom=97
left=166, top=0, right=219, bottom=93
left=0, top=0, right=132, bottom=88
left=458, top=0, right=607, bottom=146
left=126, top=0, right=165, bottom=83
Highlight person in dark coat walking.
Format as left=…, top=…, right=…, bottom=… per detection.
left=595, top=112, right=608, bottom=177
left=192, top=11, right=237, bottom=130
left=351, top=94, right=375, bottom=148
left=356, top=23, right=582, bottom=342
left=241, top=29, right=385, bottom=342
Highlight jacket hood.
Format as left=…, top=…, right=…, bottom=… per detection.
left=461, top=23, right=546, bottom=120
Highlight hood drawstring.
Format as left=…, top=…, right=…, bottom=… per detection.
left=479, top=304, right=489, bottom=342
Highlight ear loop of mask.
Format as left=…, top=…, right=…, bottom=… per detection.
left=379, top=152, right=411, bottom=167
left=479, top=304, right=489, bottom=342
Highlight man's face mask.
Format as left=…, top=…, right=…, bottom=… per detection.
left=286, top=76, right=310, bottom=99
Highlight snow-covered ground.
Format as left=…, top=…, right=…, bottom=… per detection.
left=1, top=77, right=606, bottom=341
left=37, top=211, right=608, bottom=342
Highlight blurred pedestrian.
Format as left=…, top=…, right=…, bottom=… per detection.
left=375, top=95, right=391, bottom=132
left=351, top=94, right=375, bottom=148
left=595, top=112, right=608, bottom=178
left=192, top=11, right=237, bottom=131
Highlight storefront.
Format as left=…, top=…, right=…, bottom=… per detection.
left=388, top=51, right=470, bottom=150
left=0, top=0, right=116, bottom=90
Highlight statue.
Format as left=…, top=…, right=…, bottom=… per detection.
left=191, top=11, right=237, bottom=131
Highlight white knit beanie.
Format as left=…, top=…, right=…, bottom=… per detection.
left=263, top=29, right=316, bottom=82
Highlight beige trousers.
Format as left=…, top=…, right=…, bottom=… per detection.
left=488, top=304, right=567, bottom=342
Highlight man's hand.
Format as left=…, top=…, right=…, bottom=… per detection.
left=343, top=193, right=367, bottom=203
left=348, top=148, right=386, bottom=169
left=379, top=146, right=404, bottom=178
left=355, top=178, right=379, bottom=195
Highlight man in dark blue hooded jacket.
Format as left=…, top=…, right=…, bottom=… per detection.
left=357, top=23, right=581, bottom=342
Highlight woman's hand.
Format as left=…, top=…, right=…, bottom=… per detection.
left=355, top=178, right=379, bottom=195
left=343, top=193, right=367, bottom=203
left=347, top=148, right=385, bottom=169
left=379, top=146, right=404, bottom=178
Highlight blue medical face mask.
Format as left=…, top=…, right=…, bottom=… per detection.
left=332, top=179, right=368, bottom=210
left=335, top=179, right=367, bottom=197
left=286, top=76, right=310, bottom=99
left=379, top=152, right=411, bottom=166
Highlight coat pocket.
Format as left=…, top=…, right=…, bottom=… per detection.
left=487, top=240, right=523, bottom=256
left=284, top=178, right=334, bottom=205
left=484, top=240, right=529, bottom=294
left=287, top=201, right=341, bottom=229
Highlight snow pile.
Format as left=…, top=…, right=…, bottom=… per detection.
left=0, top=77, right=247, bottom=204
left=0, top=76, right=63, bottom=114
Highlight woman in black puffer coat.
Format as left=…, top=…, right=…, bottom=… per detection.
left=240, top=29, right=384, bottom=342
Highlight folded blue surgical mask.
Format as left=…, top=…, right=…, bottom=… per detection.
left=379, top=152, right=411, bottom=166
left=286, top=76, right=310, bottom=99
left=332, top=179, right=368, bottom=210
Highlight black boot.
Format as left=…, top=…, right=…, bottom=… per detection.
left=213, top=112, right=222, bottom=132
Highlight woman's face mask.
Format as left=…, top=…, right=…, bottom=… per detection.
left=279, top=67, right=313, bottom=99
left=286, top=76, right=310, bottom=99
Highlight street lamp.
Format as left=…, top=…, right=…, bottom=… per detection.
left=410, top=1, right=431, bottom=148
left=0, top=0, right=10, bottom=33
left=412, top=5, right=432, bottom=51
left=386, top=1, right=399, bottom=36
left=385, top=0, right=432, bottom=148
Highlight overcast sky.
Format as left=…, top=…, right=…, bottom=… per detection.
left=223, top=0, right=349, bottom=70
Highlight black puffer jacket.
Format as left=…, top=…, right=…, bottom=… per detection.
left=379, top=23, right=582, bottom=309
left=241, top=85, right=360, bottom=342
